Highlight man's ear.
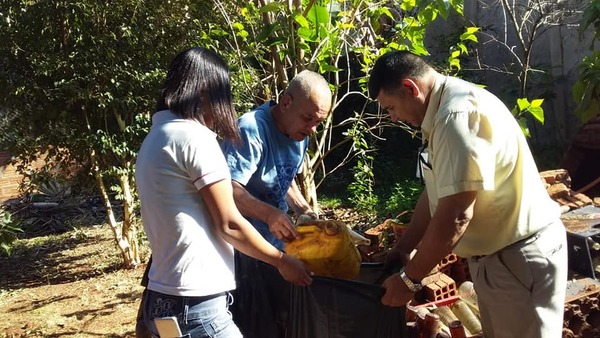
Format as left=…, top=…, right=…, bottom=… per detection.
left=401, top=79, right=420, bottom=97
left=280, top=93, right=293, bottom=110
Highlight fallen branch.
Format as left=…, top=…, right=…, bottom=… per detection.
left=576, top=175, right=600, bottom=195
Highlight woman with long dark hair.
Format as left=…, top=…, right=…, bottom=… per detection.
left=135, top=47, right=312, bottom=338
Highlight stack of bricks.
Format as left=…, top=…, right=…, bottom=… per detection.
left=438, top=253, right=458, bottom=275
left=419, top=253, right=474, bottom=302
left=539, top=169, right=594, bottom=212
left=450, top=257, right=471, bottom=286
left=563, top=292, right=600, bottom=338
left=422, top=271, right=457, bottom=302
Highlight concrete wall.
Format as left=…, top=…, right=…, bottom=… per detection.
left=461, top=0, right=595, bottom=153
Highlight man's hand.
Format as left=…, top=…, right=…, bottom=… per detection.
left=276, top=253, right=313, bottom=286
left=266, top=210, right=299, bottom=242
left=295, top=210, right=318, bottom=226
left=381, top=272, right=414, bottom=307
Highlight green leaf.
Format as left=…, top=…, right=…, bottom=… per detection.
left=463, top=34, right=478, bottom=43
left=297, top=27, right=317, bottom=42
left=401, top=0, right=417, bottom=11
left=418, top=8, right=438, bottom=23
left=266, top=36, right=288, bottom=47
left=530, top=98, right=544, bottom=108
left=434, top=0, right=450, bottom=19
left=449, top=58, right=461, bottom=70
left=293, top=12, right=309, bottom=28
left=259, top=2, right=285, bottom=13
left=516, top=98, right=529, bottom=111
left=319, top=62, right=342, bottom=72
left=307, top=3, right=330, bottom=27
left=465, top=26, right=480, bottom=34
left=527, top=107, right=544, bottom=124
left=257, top=22, right=280, bottom=42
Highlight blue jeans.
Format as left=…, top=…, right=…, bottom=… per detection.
left=142, top=289, right=243, bottom=338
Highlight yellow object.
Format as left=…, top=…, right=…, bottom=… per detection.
left=285, top=220, right=362, bottom=279
left=450, top=299, right=482, bottom=335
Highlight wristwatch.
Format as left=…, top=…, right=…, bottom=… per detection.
left=398, top=268, right=423, bottom=293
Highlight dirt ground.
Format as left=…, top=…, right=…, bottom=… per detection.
left=0, top=206, right=374, bottom=338
left=0, top=225, right=147, bottom=338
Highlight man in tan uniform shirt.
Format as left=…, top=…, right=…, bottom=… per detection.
left=368, top=50, right=567, bottom=338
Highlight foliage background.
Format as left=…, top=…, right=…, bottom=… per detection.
left=0, top=0, right=597, bottom=262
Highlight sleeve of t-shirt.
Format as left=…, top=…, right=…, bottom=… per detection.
left=180, top=129, right=231, bottom=191
left=221, top=117, right=263, bottom=186
left=295, top=139, right=309, bottom=175
left=431, top=110, right=495, bottom=198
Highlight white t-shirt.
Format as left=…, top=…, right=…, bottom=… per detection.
left=135, top=110, right=235, bottom=296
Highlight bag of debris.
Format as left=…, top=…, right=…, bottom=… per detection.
left=231, top=254, right=407, bottom=338
left=287, top=276, right=406, bottom=338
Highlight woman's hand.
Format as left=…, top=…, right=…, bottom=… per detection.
left=276, top=253, right=313, bottom=286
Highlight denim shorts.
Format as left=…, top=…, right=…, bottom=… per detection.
left=142, top=289, right=243, bottom=338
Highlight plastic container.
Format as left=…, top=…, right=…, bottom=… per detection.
left=285, top=220, right=362, bottom=279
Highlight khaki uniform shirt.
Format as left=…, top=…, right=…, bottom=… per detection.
left=420, top=73, right=560, bottom=257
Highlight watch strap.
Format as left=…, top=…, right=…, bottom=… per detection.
left=399, top=268, right=423, bottom=293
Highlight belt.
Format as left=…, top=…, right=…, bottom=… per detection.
left=149, top=290, right=227, bottom=305
left=188, top=291, right=227, bottom=302
left=470, top=225, right=550, bottom=261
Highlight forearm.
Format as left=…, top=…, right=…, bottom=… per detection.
left=221, top=213, right=285, bottom=267
left=231, top=180, right=280, bottom=223
left=404, top=191, right=476, bottom=281
left=201, top=181, right=285, bottom=267
left=285, top=179, right=313, bottom=215
left=393, top=190, right=431, bottom=256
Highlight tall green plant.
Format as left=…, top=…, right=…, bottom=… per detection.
left=345, top=112, right=378, bottom=215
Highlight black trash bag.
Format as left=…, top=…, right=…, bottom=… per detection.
left=230, top=251, right=290, bottom=338
left=287, top=276, right=407, bottom=338
left=232, top=252, right=407, bottom=338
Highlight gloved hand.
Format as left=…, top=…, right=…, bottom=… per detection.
left=295, top=211, right=318, bottom=226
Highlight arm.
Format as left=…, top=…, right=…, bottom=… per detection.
left=384, top=190, right=432, bottom=270
left=382, top=190, right=476, bottom=306
left=200, top=179, right=312, bottom=286
left=286, top=179, right=317, bottom=219
left=231, top=180, right=299, bottom=242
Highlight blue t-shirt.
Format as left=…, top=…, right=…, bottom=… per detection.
left=221, top=101, right=308, bottom=250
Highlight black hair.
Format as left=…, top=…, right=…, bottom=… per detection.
left=368, top=50, right=431, bottom=100
left=156, top=46, right=240, bottom=143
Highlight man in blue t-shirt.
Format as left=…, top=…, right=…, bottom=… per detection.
left=222, top=69, right=332, bottom=250
left=221, top=70, right=332, bottom=338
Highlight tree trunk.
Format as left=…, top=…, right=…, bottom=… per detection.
left=298, top=160, right=319, bottom=212
left=89, top=149, right=137, bottom=268
left=118, top=170, right=140, bottom=268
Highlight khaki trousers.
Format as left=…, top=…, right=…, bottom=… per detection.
left=467, top=220, right=568, bottom=338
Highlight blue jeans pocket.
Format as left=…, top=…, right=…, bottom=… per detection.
left=184, top=295, right=242, bottom=338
